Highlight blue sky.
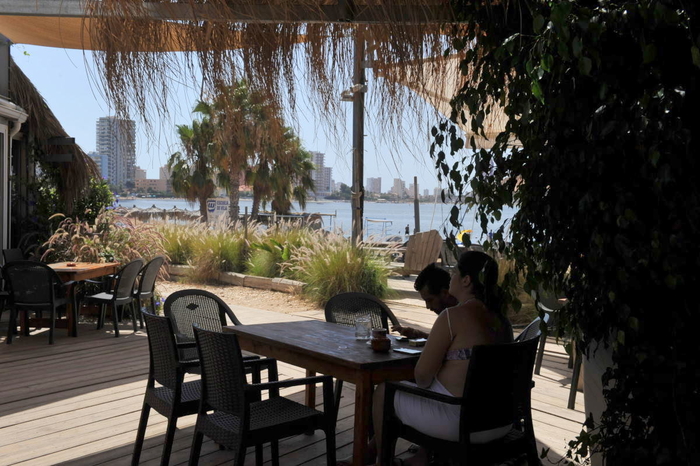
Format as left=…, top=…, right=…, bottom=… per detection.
left=12, top=44, right=448, bottom=193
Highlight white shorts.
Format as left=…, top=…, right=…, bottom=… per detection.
left=393, top=378, right=512, bottom=443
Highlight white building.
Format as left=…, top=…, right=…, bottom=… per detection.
left=391, top=178, right=406, bottom=197
left=310, top=151, right=333, bottom=195
left=367, top=177, right=382, bottom=194
left=96, top=116, right=136, bottom=186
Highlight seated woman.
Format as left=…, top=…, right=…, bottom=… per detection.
left=370, top=250, right=514, bottom=466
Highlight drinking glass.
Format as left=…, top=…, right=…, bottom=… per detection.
left=355, top=315, right=372, bottom=340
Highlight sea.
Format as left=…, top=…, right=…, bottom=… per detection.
left=117, top=197, right=517, bottom=242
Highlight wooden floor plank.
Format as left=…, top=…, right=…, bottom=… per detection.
left=0, top=279, right=585, bottom=466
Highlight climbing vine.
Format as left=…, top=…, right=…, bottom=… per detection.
left=434, top=1, right=700, bottom=464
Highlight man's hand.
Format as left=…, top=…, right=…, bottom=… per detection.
left=391, top=325, right=428, bottom=339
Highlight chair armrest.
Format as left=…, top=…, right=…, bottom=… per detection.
left=242, top=357, right=276, bottom=370
left=246, top=374, right=333, bottom=393
left=385, top=381, right=462, bottom=405
left=176, top=341, right=197, bottom=349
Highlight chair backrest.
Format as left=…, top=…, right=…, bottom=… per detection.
left=2, top=248, right=24, bottom=264
left=142, top=311, right=183, bottom=391
left=137, top=256, right=165, bottom=294
left=113, top=259, right=145, bottom=299
left=514, top=313, right=550, bottom=342
left=193, top=325, right=248, bottom=417
left=531, top=285, right=566, bottom=312
left=403, top=230, right=443, bottom=274
left=324, top=292, right=399, bottom=330
left=460, top=337, right=540, bottom=437
left=164, top=289, right=242, bottom=343
left=2, top=261, right=62, bottom=305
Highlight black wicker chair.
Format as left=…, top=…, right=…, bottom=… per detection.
left=2, top=261, right=76, bottom=345
left=324, top=292, right=400, bottom=420
left=133, top=311, right=202, bottom=466
left=381, top=337, right=542, bottom=466
left=2, top=248, right=24, bottom=264
left=83, top=258, right=144, bottom=338
left=133, top=255, right=166, bottom=328
left=164, top=289, right=259, bottom=371
left=189, top=326, right=337, bottom=466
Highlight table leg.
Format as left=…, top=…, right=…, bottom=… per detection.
left=353, top=373, right=373, bottom=466
left=305, top=369, right=317, bottom=408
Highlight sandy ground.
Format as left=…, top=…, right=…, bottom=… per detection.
left=156, top=280, right=322, bottom=315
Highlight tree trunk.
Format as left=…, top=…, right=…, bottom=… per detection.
left=228, top=166, right=241, bottom=224
left=251, top=184, right=261, bottom=220
left=198, top=196, right=208, bottom=223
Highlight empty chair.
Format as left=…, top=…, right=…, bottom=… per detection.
left=2, top=248, right=24, bottom=264
left=164, top=289, right=260, bottom=370
left=83, top=258, right=144, bottom=337
left=133, top=255, right=166, bottom=328
left=381, top=337, right=542, bottom=466
left=132, top=310, right=202, bottom=465
left=189, top=325, right=337, bottom=466
left=2, top=261, right=75, bottom=345
left=324, top=292, right=400, bottom=420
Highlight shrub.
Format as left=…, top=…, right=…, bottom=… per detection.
left=42, top=210, right=167, bottom=264
left=288, top=232, right=391, bottom=305
left=159, top=223, right=197, bottom=265
left=246, top=248, right=280, bottom=278
left=187, top=224, right=247, bottom=283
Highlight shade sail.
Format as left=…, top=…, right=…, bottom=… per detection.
left=377, top=54, right=515, bottom=149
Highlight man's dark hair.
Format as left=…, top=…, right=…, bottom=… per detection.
left=414, top=263, right=451, bottom=295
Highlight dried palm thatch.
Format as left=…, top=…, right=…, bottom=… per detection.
left=9, top=57, right=99, bottom=213
left=84, top=0, right=473, bottom=134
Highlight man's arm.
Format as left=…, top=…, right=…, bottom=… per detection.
left=391, top=324, right=429, bottom=339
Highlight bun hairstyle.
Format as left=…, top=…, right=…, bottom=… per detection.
left=456, top=251, right=504, bottom=315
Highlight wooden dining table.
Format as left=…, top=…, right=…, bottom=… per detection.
left=49, top=262, right=119, bottom=336
left=225, top=320, right=420, bottom=466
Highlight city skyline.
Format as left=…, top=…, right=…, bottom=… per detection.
left=12, top=45, right=449, bottom=193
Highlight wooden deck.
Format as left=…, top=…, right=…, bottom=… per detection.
left=0, top=278, right=585, bottom=466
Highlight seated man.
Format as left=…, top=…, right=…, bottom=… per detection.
left=392, top=263, right=457, bottom=339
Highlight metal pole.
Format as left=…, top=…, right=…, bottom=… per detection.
left=351, top=27, right=365, bottom=245
left=413, top=176, right=420, bottom=233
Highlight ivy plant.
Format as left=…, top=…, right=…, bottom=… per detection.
left=435, top=0, right=699, bottom=464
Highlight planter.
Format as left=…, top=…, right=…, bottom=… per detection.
left=166, top=264, right=304, bottom=294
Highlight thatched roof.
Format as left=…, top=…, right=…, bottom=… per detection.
left=9, top=57, right=99, bottom=212
left=79, top=0, right=470, bottom=133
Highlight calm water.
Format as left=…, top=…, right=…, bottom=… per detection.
left=118, top=197, right=516, bottom=242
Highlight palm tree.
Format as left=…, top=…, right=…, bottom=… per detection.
left=167, top=115, right=217, bottom=222
left=197, top=82, right=284, bottom=223
left=247, top=127, right=316, bottom=216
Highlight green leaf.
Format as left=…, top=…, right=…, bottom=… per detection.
left=572, top=37, right=583, bottom=58
left=531, top=80, right=544, bottom=103
left=533, top=15, right=545, bottom=33
left=692, top=46, right=700, bottom=68
left=617, top=330, right=625, bottom=345
left=643, top=44, right=657, bottom=64
left=579, top=56, right=592, bottom=75
left=541, top=54, right=554, bottom=72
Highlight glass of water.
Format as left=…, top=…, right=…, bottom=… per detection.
left=355, top=315, right=372, bottom=340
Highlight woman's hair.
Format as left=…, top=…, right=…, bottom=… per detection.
left=456, top=251, right=504, bottom=314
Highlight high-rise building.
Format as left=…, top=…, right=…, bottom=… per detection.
left=423, top=189, right=430, bottom=197
left=96, top=116, right=136, bottom=186
left=310, top=151, right=333, bottom=195
left=159, top=165, right=173, bottom=194
left=366, top=177, right=382, bottom=194
left=87, top=151, right=109, bottom=180
left=391, top=178, right=406, bottom=196
left=134, top=166, right=147, bottom=180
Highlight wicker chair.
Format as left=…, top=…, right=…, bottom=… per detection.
left=83, top=259, right=144, bottom=338
left=2, top=261, right=75, bottom=345
left=324, top=292, right=400, bottom=420
left=381, top=337, right=542, bottom=466
left=133, top=311, right=201, bottom=465
left=133, top=256, right=166, bottom=328
left=2, top=248, right=24, bottom=264
left=189, top=326, right=337, bottom=466
left=164, top=289, right=260, bottom=372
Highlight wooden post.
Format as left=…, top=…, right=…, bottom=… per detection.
left=244, top=206, right=248, bottom=240
left=413, top=175, right=420, bottom=233
left=351, top=27, right=366, bottom=246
